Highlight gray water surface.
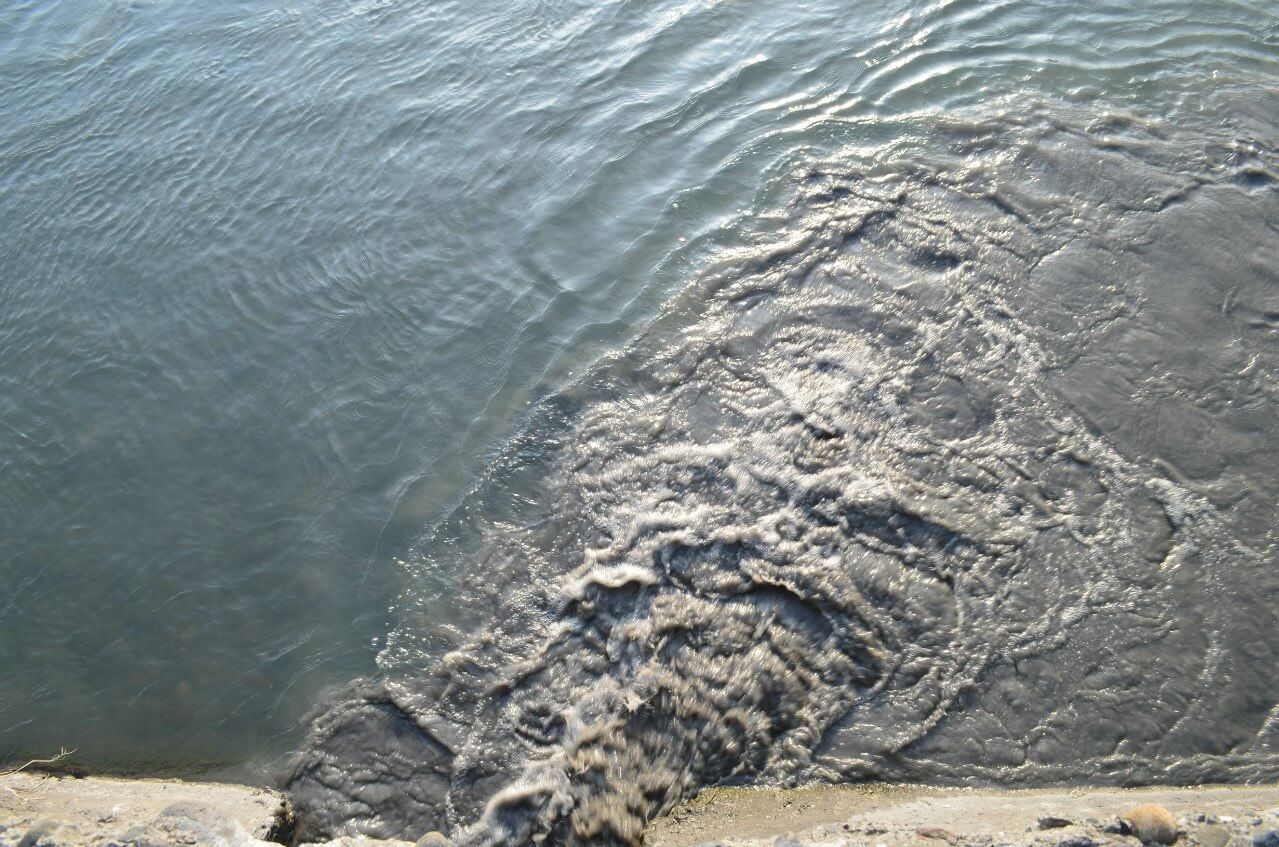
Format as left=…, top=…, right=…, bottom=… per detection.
left=2, top=0, right=1277, bottom=789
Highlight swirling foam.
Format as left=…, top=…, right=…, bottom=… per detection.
left=286, top=91, right=1279, bottom=845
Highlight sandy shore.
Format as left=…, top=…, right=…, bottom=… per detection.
left=646, top=784, right=1279, bottom=847
left=0, top=772, right=285, bottom=846
left=3, top=773, right=1278, bottom=847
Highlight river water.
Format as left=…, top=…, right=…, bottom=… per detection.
left=2, top=0, right=1277, bottom=824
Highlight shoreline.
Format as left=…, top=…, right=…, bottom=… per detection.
left=0, top=772, right=285, bottom=845
left=647, top=783, right=1279, bottom=847
left=4, top=774, right=1277, bottom=847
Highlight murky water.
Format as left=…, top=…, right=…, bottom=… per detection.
left=2, top=0, right=1277, bottom=821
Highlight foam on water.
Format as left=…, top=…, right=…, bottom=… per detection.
left=2, top=0, right=1277, bottom=812
left=286, top=88, right=1279, bottom=844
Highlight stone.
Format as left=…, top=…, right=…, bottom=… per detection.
left=129, top=801, right=261, bottom=847
left=1121, top=805, right=1180, bottom=845
left=1056, top=837, right=1097, bottom=847
left=1253, top=830, right=1279, bottom=847
left=1197, top=824, right=1231, bottom=847
left=16, top=821, right=62, bottom=847
left=416, top=833, right=452, bottom=847
left=1040, top=818, right=1074, bottom=830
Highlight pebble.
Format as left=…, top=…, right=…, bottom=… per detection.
left=1040, top=818, right=1075, bottom=830
left=918, top=827, right=962, bottom=844
left=1121, top=805, right=1180, bottom=845
left=415, top=833, right=452, bottom=847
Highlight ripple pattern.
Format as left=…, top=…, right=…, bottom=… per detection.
left=1, top=0, right=1277, bottom=780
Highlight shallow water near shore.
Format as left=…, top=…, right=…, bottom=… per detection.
left=2, top=0, right=1278, bottom=808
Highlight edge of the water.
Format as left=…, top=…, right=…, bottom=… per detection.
left=4, top=773, right=1279, bottom=847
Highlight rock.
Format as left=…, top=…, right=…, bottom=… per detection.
left=130, top=801, right=266, bottom=847
left=1253, top=830, right=1279, bottom=847
left=918, top=827, right=962, bottom=844
left=416, top=833, right=452, bottom=847
left=16, top=820, right=62, bottom=847
left=1120, top=805, right=1180, bottom=845
left=1056, top=837, right=1097, bottom=847
left=1197, top=824, right=1232, bottom=847
left=1040, top=818, right=1074, bottom=830
left=121, top=824, right=149, bottom=842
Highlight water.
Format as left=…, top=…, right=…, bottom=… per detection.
left=1, top=0, right=1277, bottom=822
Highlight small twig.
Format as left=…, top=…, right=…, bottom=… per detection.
left=0, top=747, right=77, bottom=779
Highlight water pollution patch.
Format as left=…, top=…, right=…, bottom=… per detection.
left=285, top=91, right=1279, bottom=846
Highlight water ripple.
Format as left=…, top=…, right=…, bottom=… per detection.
left=1, top=0, right=1276, bottom=775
